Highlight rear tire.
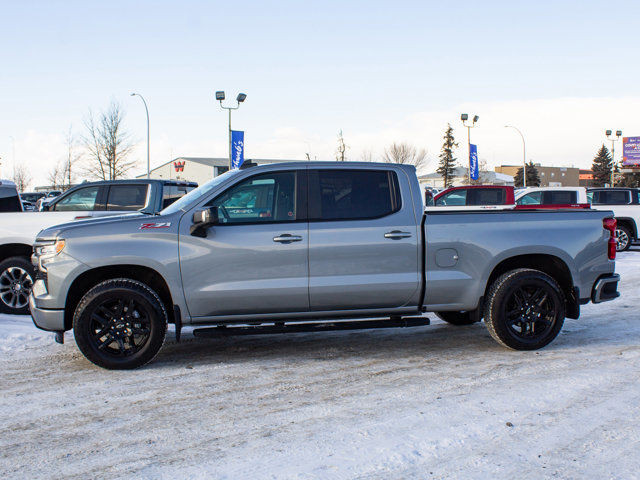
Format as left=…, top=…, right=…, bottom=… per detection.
left=73, top=279, right=167, bottom=370
left=435, top=310, right=480, bottom=326
left=616, top=224, right=632, bottom=252
left=0, top=256, right=36, bottom=315
left=484, top=268, right=565, bottom=350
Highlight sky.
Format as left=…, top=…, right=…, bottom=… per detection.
left=1, top=0, right=639, bottom=187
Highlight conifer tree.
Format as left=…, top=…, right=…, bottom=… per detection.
left=437, top=124, right=458, bottom=187
left=514, top=161, right=541, bottom=187
left=591, top=144, right=612, bottom=187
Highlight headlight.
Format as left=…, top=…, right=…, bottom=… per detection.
left=35, top=239, right=66, bottom=257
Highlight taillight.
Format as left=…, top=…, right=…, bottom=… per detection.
left=603, top=217, right=617, bottom=260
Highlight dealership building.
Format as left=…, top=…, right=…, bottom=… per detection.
left=136, top=157, right=305, bottom=185
left=494, top=164, right=580, bottom=187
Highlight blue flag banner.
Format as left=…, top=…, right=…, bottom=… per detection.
left=231, top=130, right=245, bottom=169
left=469, top=143, right=479, bottom=180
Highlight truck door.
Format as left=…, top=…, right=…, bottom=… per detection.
left=307, top=168, right=420, bottom=310
left=179, top=169, right=309, bottom=318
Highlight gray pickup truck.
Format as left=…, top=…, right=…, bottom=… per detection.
left=29, top=162, right=620, bottom=369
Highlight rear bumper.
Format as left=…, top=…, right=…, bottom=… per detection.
left=29, top=294, right=65, bottom=332
left=591, top=274, right=620, bottom=303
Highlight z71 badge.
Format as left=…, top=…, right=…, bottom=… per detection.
left=139, top=222, right=171, bottom=230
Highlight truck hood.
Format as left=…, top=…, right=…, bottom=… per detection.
left=36, top=213, right=147, bottom=240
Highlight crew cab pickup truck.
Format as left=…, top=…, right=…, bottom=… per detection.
left=0, top=179, right=196, bottom=315
left=515, top=187, right=591, bottom=210
left=29, top=162, right=620, bottom=369
left=588, top=187, right=640, bottom=251
left=434, top=185, right=515, bottom=209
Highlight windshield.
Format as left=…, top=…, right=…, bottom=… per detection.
left=160, top=170, right=240, bottom=215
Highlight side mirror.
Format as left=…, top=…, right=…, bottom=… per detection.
left=190, top=207, right=219, bottom=237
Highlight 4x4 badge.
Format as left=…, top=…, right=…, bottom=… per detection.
left=139, top=222, right=171, bottom=230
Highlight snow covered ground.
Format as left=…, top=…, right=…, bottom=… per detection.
left=1, top=251, right=639, bottom=479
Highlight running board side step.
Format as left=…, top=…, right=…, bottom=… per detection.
left=192, top=317, right=430, bottom=338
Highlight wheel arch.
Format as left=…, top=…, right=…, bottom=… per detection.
left=615, top=217, right=637, bottom=239
left=64, top=265, right=174, bottom=331
left=484, top=254, right=578, bottom=319
left=0, top=243, right=33, bottom=264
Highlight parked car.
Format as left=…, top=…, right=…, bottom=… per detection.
left=588, top=187, right=640, bottom=251
left=515, top=187, right=591, bottom=209
left=30, top=162, right=619, bottom=369
left=433, top=185, right=516, bottom=209
left=0, top=179, right=197, bottom=315
left=20, top=192, right=46, bottom=211
left=36, top=191, right=63, bottom=211
left=0, top=180, right=23, bottom=212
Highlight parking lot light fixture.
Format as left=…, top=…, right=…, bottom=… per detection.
left=217, top=91, right=248, bottom=169
left=505, top=125, right=527, bottom=187
left=605, top=129, right=622, bottom=186
left=461, top=114, right=479, bottom=182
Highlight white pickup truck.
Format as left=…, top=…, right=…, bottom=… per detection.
left=588, top=187, right=640, bottom=251
left=0, top=179, right=196, bottom=314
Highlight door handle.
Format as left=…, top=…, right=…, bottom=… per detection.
left=273, top=234, right=303, bottom=244
left=384, top=230, right=412, bottom=240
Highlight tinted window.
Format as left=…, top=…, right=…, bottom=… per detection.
left=209, top=171, right=297, bottom=223
left=469, top=188, right=506, bottom=206
left=53, top=186, right=100, bottom=211
left=544, top=191, right=577, bottom=204
left=0, top=185, right=22, bottom=212
left=591, top=190, right=630, bottom=205
left=162, top=185, right=197, bottom=209
left=517, top=191, right=542, bottom=205
left=309, top=170, right=400, bottom=220
left=435, top=190, right=466, bottom=206
left=107, top=185, right=148, bottom=211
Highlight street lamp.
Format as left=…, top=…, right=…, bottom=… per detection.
left=130, top=93, right=150, bottom=179
left=605, top=129, right=622, bottom=187
left=504, top=125, right=527, bottom=187
left=216, top=90, right=247, bottom=169
left=461, top=114, right=479, bottom=182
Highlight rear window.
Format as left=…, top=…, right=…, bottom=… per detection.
left=543, top=191, right=577, bottom=205
left=591, top=190, right=630, bottom=205
left=309, top=169, right=401, bottom=221
left=106, top=185, right=148, bottom=211
left=0, top=185, right=22, bottom=212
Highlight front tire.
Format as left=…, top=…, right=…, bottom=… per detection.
left=616, top=225, right=632, bottom=252
left=484, top=268, right=565, bottom=350
left=0, top=256, right=36, bottom=315
left=73, top=279, right=167, bottom=370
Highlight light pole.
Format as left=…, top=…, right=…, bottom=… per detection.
left=605, top=129, right=622, bottom=186
left=216, top=91, right=247, bottom=170
left=460, top=114, right=479, bottom=183
left=130, top=93, right=150, bottom=179
left=505, top=125, right=527, bottom=187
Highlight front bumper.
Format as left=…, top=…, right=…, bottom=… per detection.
left=29, top=291, right=65, bottom=332
left=591, top=273, right=621, bottom=303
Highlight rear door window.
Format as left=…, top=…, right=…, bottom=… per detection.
left=468, top=188, right=506, bottom=206
left=53, top=186, right=100, bottom=211
left=106, top=185, right=148, bottom=211
left=308, top=169, right=400, bottom=220
left=543, top=191, right=577, bottom=205
left=162, top=185, right=197, bottom=209
left=591, top=190, right=630, bottom=204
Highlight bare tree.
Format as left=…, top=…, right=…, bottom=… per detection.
left=335, top=130, right=347, bottom=162
left=12, top=164, right=32, bottom=192
left=382, top=142, right=428, bottom=170
left=47, top=162, right=64, bottom=189
left=83, top=101, right=136, bottom=180
left=360, top=149, right=374, bottom=162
